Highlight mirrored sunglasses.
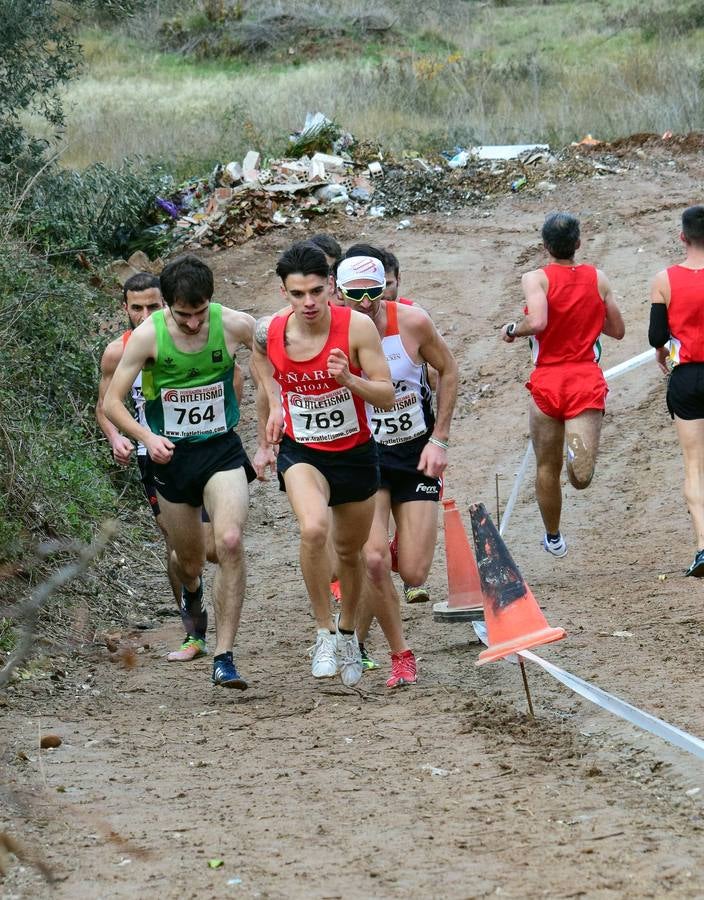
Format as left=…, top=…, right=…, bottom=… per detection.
left=339, top=285, right=385, bottom=303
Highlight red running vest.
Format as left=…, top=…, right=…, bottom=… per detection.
left=529, top=264, right=605, bottom=366
left=666, top=265, right=704, bottom=365
left=267, top=304, right=371, bottom=451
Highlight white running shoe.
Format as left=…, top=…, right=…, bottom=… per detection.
left=310, top=629, right=338, bottom=678
left=542, top=533, right=568, bottom=558
left=336, top=629, right=363, bottom=687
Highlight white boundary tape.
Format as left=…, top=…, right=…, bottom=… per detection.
left=473, top=622, right=704, bottom=760
left=499, top=347, right=656, bottom=536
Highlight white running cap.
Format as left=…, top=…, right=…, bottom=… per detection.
left=336, top=256, right=386, bottom=288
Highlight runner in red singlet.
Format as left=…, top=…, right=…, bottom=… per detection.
left=252, top=242, right=394, bottom=688
left=502, top=212, right=624, bottom=557
left=649, top=205, right=704, bottom=576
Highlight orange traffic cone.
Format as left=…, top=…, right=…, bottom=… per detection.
left=433, top=498, right=485, bottom=623
left=469, top=502, right=566, bottom=663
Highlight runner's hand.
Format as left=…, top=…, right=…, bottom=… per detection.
left=253, top=444, right=278, bottom=481
left=144, top=433, right=175, bottom=464
left=111, top=435, right=134, bottom=466
left=266, top=406, right=284, bottom=445
left=655, top=346, right=669, bottom=375
left=501, top=323, right=516, bottom=343
left=327, top=348, right=350, bottom=385
left=418, top=442, right=447, bottom=479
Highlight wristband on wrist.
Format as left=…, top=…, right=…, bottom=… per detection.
left=506, top=321, right=517, bottom=338
left=428, top=436, right=449, bottom=450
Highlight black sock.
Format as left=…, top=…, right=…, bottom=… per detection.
left=338, top=627, right=355, bottom=636
left=546, top=531, right=561, bottom=542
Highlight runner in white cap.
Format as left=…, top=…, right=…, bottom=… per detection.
left=337, top=255, right=458, bottom=687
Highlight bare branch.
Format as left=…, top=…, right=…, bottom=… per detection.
left=0, top=520, right=119, bottom=690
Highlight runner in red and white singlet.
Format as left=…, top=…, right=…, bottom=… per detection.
left=341, top=243, right=438, bottom=610
left=502, top=212, right=624, bottom=558
left=253, top=242, right=394, bottom=689
left=649, top=205, right=704, bottom=576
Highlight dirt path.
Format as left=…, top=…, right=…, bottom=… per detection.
left=2, top=151, right=703, bottom=899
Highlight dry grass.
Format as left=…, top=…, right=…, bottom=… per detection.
left=24, top=0, right=704, bottom=170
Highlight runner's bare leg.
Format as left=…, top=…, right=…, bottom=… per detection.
left=283, top=463, right=335, bottom=630
left=332, top=496, right=376, bottom=633
left=155, top=495, right=204, bottom=594
left=529, top=399, right=565, bottom=534
left=359, top=490, right=408, bottom=653
left=674, top=416, right=704, bottom=550
left=564, top=409, right=603, bottom=489
left=203, top=468, right=250, bottom=656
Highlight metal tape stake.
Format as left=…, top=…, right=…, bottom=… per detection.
left=519, top=658, right=535, bottom=717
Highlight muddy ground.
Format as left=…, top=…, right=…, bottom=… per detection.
left=2, top=149, right=703, bottom=899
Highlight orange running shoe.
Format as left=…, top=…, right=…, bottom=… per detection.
left=386, top=649, right=417, bottom=688
left=330, top=579, right=342, bottom=602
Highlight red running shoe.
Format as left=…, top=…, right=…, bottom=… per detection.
left=386, top=649, right=417, bottom=688
left=389, top=531, right=399, bottom=573
left=330, top=580, right=342, bottom=602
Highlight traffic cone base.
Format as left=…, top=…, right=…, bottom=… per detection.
left=477, top=625, right=566, bottom=665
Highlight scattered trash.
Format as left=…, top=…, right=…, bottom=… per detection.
left=227, top=877, right=243, bottom=886
left=658, top=573, right=667, bottom=581
left=208, top=859, right=225, bottom=869
left=612, top=631, right=633, bottom=638
left=421, top=764, right=451, bottom=777
left=396, top=219, right=412, bottom=230
left=448, top=150, right=471, bottom=168
left=685, top=787, right=701, bottom=797
left=150, top=112, right=637, bottom=253
left=471, top=144, right=550, bottom=160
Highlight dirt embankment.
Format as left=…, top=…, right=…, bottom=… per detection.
left=1, top=147, right=703, bottom=899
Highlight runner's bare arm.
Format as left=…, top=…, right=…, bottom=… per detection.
left=251, top=315, right=285, bottom=447
left=416, top=318, right=458, bottom=477
left=333, top=313, right=394, bottom=409
left=502, top=269, right=548, bottom=342
left=222, top=307, right=257, bottom=352
left=650, top=269, right=671, bottom=373
left=96, top=338, right=134, bottom=466
left=597, top=270, right=625, bottom=340
left=103, top=322, right=175, bottom=464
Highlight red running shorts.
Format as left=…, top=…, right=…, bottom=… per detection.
left=526, top=363, right=608, bottom=421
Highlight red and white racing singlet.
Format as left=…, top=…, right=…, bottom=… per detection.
left=267, top=304, right=372, bottom=451
left=367, top=302, right=432, bottom=445
left=666, top=265, right=704, bottom=365
left=529, top=264, right=605, bottom=366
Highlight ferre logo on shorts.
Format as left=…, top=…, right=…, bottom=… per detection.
left=416, top=482, right=439, bottom=494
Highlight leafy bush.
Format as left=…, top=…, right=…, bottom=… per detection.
left=0, top=238, right=121, bottom=555
left=19, top=160, right=174, bottom=257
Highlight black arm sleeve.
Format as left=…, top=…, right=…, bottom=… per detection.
left=648, top=303, right=670, bottom=348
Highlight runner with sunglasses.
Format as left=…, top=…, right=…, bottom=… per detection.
left=252, top=243, right=395, bottom=688
left=337, top=256, right=459, bottom=687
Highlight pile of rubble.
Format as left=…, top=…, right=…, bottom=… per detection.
left=155, top=119, right=641, bottom=251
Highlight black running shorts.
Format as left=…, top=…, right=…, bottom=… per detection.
left=277, top=435, right=379, bottom=507
left=137, top=454, right=160, bottom=517
left=667, top=363, right=704, bottom=420
left=379, top=466, right=442, bottom=503
left=147, top=430, right=256, bottom=507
